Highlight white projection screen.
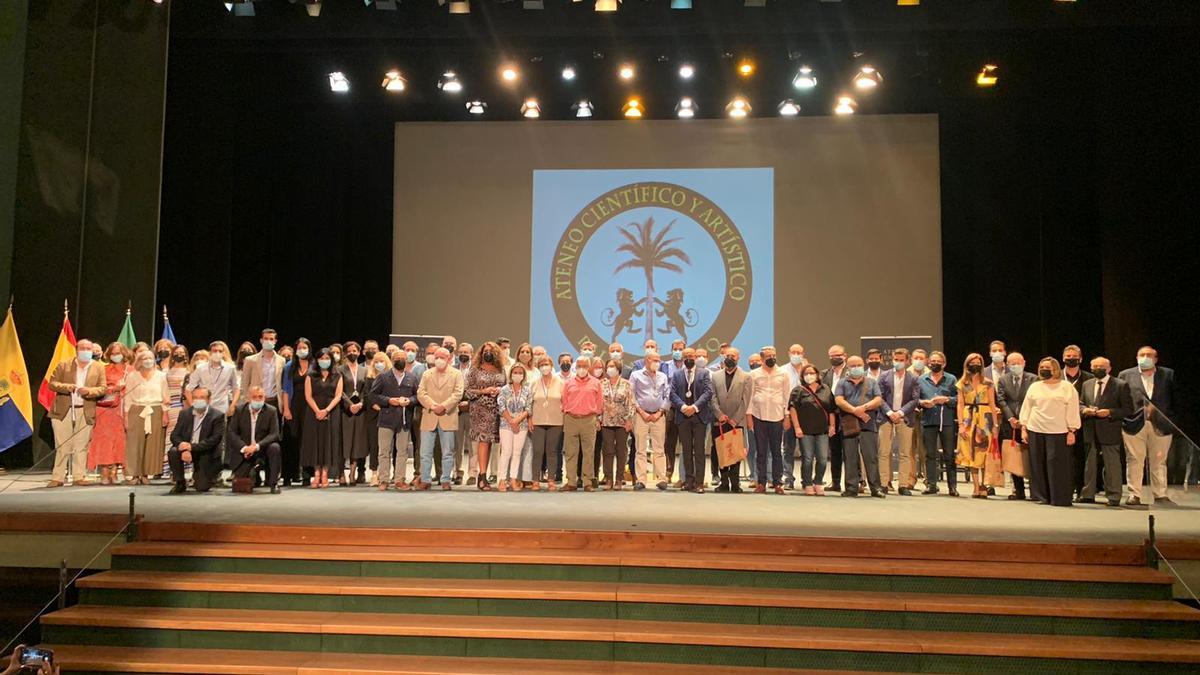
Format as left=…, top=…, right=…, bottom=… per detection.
left=393, top=115, right=941, bottom=361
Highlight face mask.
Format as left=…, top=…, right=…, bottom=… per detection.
left=1092, top=367, right=1108, bottom=379
left=443, top=343, right=454, bottom=351
left=592, top=367, right=604, bottom=378
left=210, top=352, right=223, bottom=363
left=1137, top=356, right=1154, bottom=370
left=193, top=400, right=208, bottom=412
left=262, top=340, right=275, bottom=351
left=297, top=349, right=310, bottom=359
left=434, top=358, right=447, bottom=369
left=425, top=354, right=435, bottom=366
left=696, top=357, right=708, bottom=369
left=868, top=362, right=881, bottom=371
left=512, top=374, right=524, bottom=384
left=683, top=358, right=695, bottom=369
left=405, top=351, right=416, bottom=363
left=672, top=350, right=683, bottom=361
left=110, top=354, right=124, bottom=364
left=764, top=357, right=777, bottom=368
left=364, top=350, right=377, bottom=362
left=1038, top=368, right=1053, bottom=380
left=78, top=351, right=93, bottom=363
left=540, top=365, right=552, bottom=376
left=393, top=359, right=405, bottom=370
left=458, top=353, right=470, bottom=364
left=894, top=361, right=906, bottom=371
left=172, top=353, right=186, bottom=363
left=346, top=353, right=359, bottom=364
left=724, top=356, right=737, bottom=369
left=647, top=362, right=659, bottom=373
left=560, top=362, right=572, bottom=373
left=929, top=363, right=944, bottom=373
left=991, top=351, right=1005, bottom=364
left=750, top=362, right=761, bottom=370
left=967, top=363, right=982, bottom=374
left=156, top=349, right=170, bottom=360
left=483, top=352, right=495, bottom=364
left=576, top=368, right=589, bottom=379
left=249, top=400, right=265, bottom=411
left=374, top=362, right=387, bottom=373
left=789, top=354, right=804, bottom=366
left=912, top=359, right=925, bottom=372
left=581, top=350, right=593, bottom=359
left=803, top=373, right=818, bottom=385
left=848, top=366, right=865, bottom=378
left=830, top=356, right=845, bottom=367
left=610, top=351, right=622, bottom=361
left=607, top=367, right=619, bottom=378
left=141, top=358, right=155, bottom=369
left=502, top=348, right=511, bottom=360
left=1009, top=364, right=1024, bottom=375
left=318, top=359, right=332, bottom=370
left=332, top=353, right=341, bottom=363
left=1063, top=357, right=1080, bottom=368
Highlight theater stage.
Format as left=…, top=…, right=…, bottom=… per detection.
left=1, top=469, right=1197, bottom=546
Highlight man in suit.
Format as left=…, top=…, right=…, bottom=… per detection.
left=1061, top=345, right=1096, bottom=500
left=373, top=350, right=421, bottom=490
left=338, top=341, right=370, bottom=484
left=46, top=339, right=107, bottom=487
left=821, top=344, right=850, bottom=492
left=225, top=386, right=282, bottom=493
left=415, top=348, right=465, bottom=490
left=1080, top=357, right=1133, bottom=506
left=876, top=348, right=921, bottom=495
left=167, top=387, right=225, bottom=493
left=240, top=328, right=286, bottom=409
left=709, top=347, right=752, bottom=493
left=669, top=347, right=714, bottom=493
left=998, top=352, right=1038, bottom=500
left=1120, top=345, right=1177, bottom=506
left=453, top=342, right=474, bottom=485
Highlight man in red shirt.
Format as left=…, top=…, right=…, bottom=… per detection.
left=561, top=355, right=603, bottom=492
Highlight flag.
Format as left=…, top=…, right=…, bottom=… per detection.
left=38, top=310, right=76, bottom=412
left=161, top=305, right=177, bottom=344
left=0, top=306, right=33, bottom=452
left=117, top=306, right=136, bottom=349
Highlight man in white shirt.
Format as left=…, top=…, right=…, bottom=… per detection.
left=747, top=346, right=790, bottom=494
left=777, top=343, right=807, bottom=489
left=187, top=342, right=240, bottom=416
left=226, top=387, right=282, bottom=494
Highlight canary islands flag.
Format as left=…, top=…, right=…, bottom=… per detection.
left=38, top=314, right=76, bottom=411
left=0, top=307, right=33, bottom=452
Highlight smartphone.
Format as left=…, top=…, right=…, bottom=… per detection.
left=19, top=646, right=54, bottom=667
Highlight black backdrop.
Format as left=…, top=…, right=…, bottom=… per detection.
left=156, top=3, right=1199, bottom=432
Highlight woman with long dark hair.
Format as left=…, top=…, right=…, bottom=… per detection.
left=281, top=337, right=313, bottom=487
left=302, top=346, right=343, bottom=489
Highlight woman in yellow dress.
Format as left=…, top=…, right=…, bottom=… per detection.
left=956, top=352, right=999, bottom=499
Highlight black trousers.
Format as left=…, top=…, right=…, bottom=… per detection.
left=752, top=418, right=784, bottom=487
left=828, top=431, right=844, bottom=489
left=677, top=413, right=707, bottom=488
left=922, top=425, right=957, bottom=490
left=229, top=441, right=282, bottom=488
left=1029, top=431, right=1072, bottom=506
left=843, top=430, right=881, bottom=494
left=600, top=427, right=628, bottom=485
left=711, top=423, right=741, bottom=490
left=663, top=409, right=679, bottom=480
left=168, top=446, right=219, bottom=492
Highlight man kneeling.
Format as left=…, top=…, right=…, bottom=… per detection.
left=167, top=387, right=224, bottom=493
left=227, top=386, right=282, bottom=494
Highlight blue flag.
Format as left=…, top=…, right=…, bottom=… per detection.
left=161, top=305, right=177, bottom=344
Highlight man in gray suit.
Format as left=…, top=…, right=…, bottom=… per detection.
left=709, top=347, right=753, bottom=493
left=998, top=352, right=1038, bottom=500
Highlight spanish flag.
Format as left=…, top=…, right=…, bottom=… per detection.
left=38, top=311, right=76, bottom=412
left=0, top=306, right=33, bottom=452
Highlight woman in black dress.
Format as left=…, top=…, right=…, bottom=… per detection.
left=281, top=337, right=313, bottom=487
left=302, top=347, right=343, bottom=488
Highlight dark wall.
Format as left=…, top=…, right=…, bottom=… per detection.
left=0, top=0, right=29, bottom=306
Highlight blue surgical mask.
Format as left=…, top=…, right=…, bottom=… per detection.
left=1008, top=364, right=1024, bottom=375
left=374, top=361, right=387, bottom=373
left=894, top=361, right=906, bottom=371
left=790, top=354, right=804, bottom=366
left=318, top=359, right=332, bottom=370
left=991, top=351, right=1005, bottom=364
left=849, top=366, right=866, bottom=378
left=406, top=351, right=416, bottom=363
left=110, top=354, right=124, bottom=364
left=296, top=349, right=309, bottom=359
left=1138, top=356, right=1154, bottom=370
left=581, top=350, right=594, bottom=358
left=262, top=340, right=275, bottom=351
left=193, top=400, right=208, bottom=412
left=78, top=351, right=93, bottom=363
left=672, top=349, right=683, bottom=361
left=249, top=400, right=264, bottom=411
left=911, top=359, right=925, bottom=372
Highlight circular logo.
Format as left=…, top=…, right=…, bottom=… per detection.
left=550, top=182, right=752, bottom=359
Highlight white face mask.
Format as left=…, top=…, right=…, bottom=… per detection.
left=210, top=352, right=223, bottom=364
left=576, top=367, right=588, bottom=379
left=592, top=367, right=603, bottom=378
left=610, top=351, right=623, bottom=361
left=696, top=357, right=707, bottom=369
left=803, top=373, right=818, bottom=385
left=607, top=367, right=619, bottom=378
left=647, top=362, right=659, bottom=372
left=426, top=354, right=436, bottom=366
left=540, top=365, right=552, bottom=376
left=434, top=358, right=447, bottom=370
left=141, top=358, right=155, bottom=369
left=511, top=374, right=524, bottom=384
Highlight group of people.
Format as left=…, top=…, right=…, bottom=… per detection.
left=45, top=330, right=1178, bottom=506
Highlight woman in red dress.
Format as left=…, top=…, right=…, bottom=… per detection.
left=88, top=342, right=131, bottom=484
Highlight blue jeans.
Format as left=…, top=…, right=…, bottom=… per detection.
left=420, top=428, right=457, bottom=485
left=799, top=433, right=830, bottom=488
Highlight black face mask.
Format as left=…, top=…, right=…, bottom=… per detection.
left=1092, top=367, right=1108, bottom=379
left=764, top=357, right=777, bottom=368
left=868, top=362, right=881, bottom=370
left=830, top=356, right=845, bottom=367
left=683, top=358, right=695, bottom=369
left=724, top=356, right=737, bottom=369
left=1063, top=358, right=1080, bottom=368
left=560, top=362, right=572, bottom=373
left=393, top=360, right=405, bottom=370
left=156, top=349, right=170, bottom=360
left=1039, top=369, right=1053, bottom=380
left=458, top=353, right=470, bottom=364
left=483, top=352, right=495, bottom=364
left=364, top=350, right=377, bottom=361
left=171, top=354, right=186, bottom=363
left=346, top=353, right=359, bottom=363
left=929, top=363, right=944, bottom=373
left=967, top=363, right=982, bottom=374
left=443, top=343, right=454, bottom=351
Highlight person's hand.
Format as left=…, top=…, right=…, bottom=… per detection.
left=1097, top=408, right=1111, bottom=418
left=719, top=414, right=731, bottom=425
left=315, top=409, right=327, bottom=421
left=888, top=411, right=902, bottom=424
left=283, top=408, right=292, bottom=421
left=179, top=441, right=192, bottom=452
left=828, top=424, right=836, bottom=437
left=747, top=417, right=755, bottom=431
left=509, top=422, right=520, bottom=434
left=4, top=644, right=25, bottom=675
left=350, top=402, right=363, bottom=414
left=400, top=397, right=411, bottom=407
left=794, top=427, right=803, bottom=439
left=1021, top=429, right=1028, bottom=444
left=856, top=410, right=871, bottom=423
left=226, top=408, right=234, bottom=418
left=1067, top=431, right=1076, bottom=445
left=181, top=450, right=192, bottom=463
left=458, top=401, right=469, bottom=411
left=433, top=404, right=446, bottom=415
left=624, top=421, right=632, bottom=432
left=921, top=400, right=933, bottom=409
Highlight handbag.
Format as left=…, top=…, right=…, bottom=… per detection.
left=1001, top=439, right=1029, bottom=477
left=714, top=422, right=748, bottom=468
left=838, top=379, right=868, bottom=439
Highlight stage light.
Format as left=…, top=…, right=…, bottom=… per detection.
left=561, top=66, right=577, bottom=81
left=328, top=71, right=350, bottom=93
left=897, top=0, right=919, bottom=5
left=448, top=0, right=469, bottom=12
left=466, top=100, right=487, bottom=115
left=853, top=65, right=882, bottom=90
left=737, top=59, right=755, bottom=77
left=224, top=0, right=255, bottom=16
left=366, top=0, right=398, bottom=8
left=622, top=98, right=643, bottom=118
left=976, top=64, right=998, bottom=87
left=777, top=99, right=800, bottom=116
left=678, top=63, right=695, bottom=79
left=595, top=0, right=619, bottom=11
left=675, top=97, right=697, bottom=118
left=381, top=70, right=406, bottom=92
left=521, top=98, right=541, bottom=118
left=725, top=97, right=750, bottom=118
left=834, top=95, right=856, bottom=115
left=305, top=0, right=321, bottom=17
left=438, top=71, right=463, bottom=93
left=792, top=65, right=817, bottom=90
left=671, top=0, right=691, bottom=7
left=501, top=65, right=519, bottom=82
left=573, top=100, right=594, bottom=118
left=619, top=64, right=635, bottom=80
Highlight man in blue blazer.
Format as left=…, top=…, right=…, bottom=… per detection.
left=670, top=347, right=714, bottom=493
left=876, top=348, right=922, bottom=495
left=1119, top=346, right=1177, bottom=506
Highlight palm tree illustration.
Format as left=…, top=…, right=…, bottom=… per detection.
left=614, top=216, right=691, bottom=341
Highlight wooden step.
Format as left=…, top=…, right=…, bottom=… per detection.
left=78, top=570, right=1200, bottom=622
left=40, top=606, right=1200, bottom=663
left=38, top=645, right=851, bottom=674
left=110, top=541, right=1174, bottom=586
